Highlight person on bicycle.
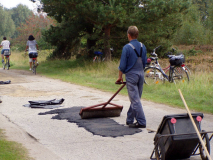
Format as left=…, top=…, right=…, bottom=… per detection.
left=0, top=37, right=11, bottom=64
left=116, top=26, right=147, bottom=128
left=25, top=35, right=39, bottom=70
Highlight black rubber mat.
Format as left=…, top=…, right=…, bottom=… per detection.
left=23, top=104, right=63, bottom=109
left=0, top=80, right=11, bottom=84
left=39, top=106, right=142, bottom=137
left=23, top=98, right=64, bottom=109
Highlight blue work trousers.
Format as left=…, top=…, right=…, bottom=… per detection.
left=125, top=71, right=146, bottom=126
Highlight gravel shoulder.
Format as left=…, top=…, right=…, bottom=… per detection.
left=0, top=69, right=213, bottom=160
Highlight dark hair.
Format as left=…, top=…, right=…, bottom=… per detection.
left=3, top=37, right=6, bottom=40
left=28, top=35, right=35, bottom=41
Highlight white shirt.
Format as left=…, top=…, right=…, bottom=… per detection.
left=27, top=40, right=37, bottom=53
left=1, top=40, right=10, bottom=49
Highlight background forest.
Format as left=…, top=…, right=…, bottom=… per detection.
left=1, top=0, right=213, bottom=59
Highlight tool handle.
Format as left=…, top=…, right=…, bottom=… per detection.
left=178, top=89, right=212, bottom=160
left=102, top=82, right=126, bottom=108
left=115, top=81, right=126, bottom=84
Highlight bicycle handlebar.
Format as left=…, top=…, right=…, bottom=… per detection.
left=155, top=45, right=161, bottom=50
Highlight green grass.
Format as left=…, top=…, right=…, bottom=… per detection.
left=10, top=51, right=213, bottom=114
left=0, top=130, right=30, bottom=160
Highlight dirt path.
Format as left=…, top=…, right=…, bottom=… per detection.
left=0, top=69, right=213, bottom=160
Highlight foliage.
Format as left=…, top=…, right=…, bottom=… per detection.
left=173, top=0, right=213, bottom=45
left=0, top=6, right=15, bottom=39
left=13, top=13, right=56, bottom=50
left=9, top=4, right=32, bottom=38
left=39, top=0, right=190, bottom=59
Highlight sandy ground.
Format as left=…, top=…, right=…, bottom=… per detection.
left=0, top=69, right=213, bottom=160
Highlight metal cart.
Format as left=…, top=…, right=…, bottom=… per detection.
left=150, top=113, right=213, bottom=160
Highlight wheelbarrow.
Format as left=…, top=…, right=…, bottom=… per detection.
left=150, top=113, right=213, bottom=160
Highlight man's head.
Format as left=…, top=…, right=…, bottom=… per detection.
left=127, top=26, right=139, bottom=41
left=3, top=37, right=6, bottom=40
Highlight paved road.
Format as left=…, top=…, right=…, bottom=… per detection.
left=0, top=69, right=213, bottom=160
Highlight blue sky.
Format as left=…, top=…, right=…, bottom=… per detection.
left=0, top=0, right=35, bottom=10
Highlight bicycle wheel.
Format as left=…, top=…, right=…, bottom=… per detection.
left=6, top=58, right=9, bottom=70
left=32, top=61, right=36, bottom=75
left=185, top=65, right=191, bottom=75
left=144, top=67, right=165, bottom=85
left=172, top=66, right=189, bottom=83
left=2, top=59, right=5, bottom=69
left=93, top=56, right=98, bottom=62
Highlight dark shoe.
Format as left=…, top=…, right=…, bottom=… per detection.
left=129, top=122, right=146, bottom=128
left=126, top=122, right=133, bottom=125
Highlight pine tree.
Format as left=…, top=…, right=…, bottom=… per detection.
left=38, top=0, right=191, bottom=59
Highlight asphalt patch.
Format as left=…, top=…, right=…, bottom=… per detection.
left=39, top=106, right=142, bottom=137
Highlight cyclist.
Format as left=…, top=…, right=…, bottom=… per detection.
left=25, top=35, right=39, bottom=70
left=0, top=37, right=11, bottom=64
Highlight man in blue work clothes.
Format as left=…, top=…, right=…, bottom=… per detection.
left=116, top=26, right=147, bottom=128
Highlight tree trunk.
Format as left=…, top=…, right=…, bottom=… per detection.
left=87, top=38, right=97, bottom=58
left=104, top=25, right=111, bottom=61
left=86, top=24, right=97, bottom=58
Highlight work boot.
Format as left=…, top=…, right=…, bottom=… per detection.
left=129, top=122, right=146, bottom=128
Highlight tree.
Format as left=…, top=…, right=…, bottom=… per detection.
left=14, top=13, right=55, bottom=49
left=0, top=6, right=15, bottom=39
left=33, top=0, right=191, bottom=59
left=10, top=4, right=32, bottom=27
left=9, top=4, right=32, bottom=38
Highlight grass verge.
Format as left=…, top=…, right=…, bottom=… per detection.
left=0, top=129, right=31, bottom=160
left=10, top=51, right=213, bottom=114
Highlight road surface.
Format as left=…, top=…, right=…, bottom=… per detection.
left=0, top=69, right=213, bottom=160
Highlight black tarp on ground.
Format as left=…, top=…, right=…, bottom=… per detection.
left=23, top=98, right=64, bottom=109
left=23, top=104, right=63, bottom=109
left=0, top=80, right=11, bottom=84
left=39, top=106, right=142, bottom=137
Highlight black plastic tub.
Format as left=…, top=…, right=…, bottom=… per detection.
left=154, top=113, right=203, bottom=159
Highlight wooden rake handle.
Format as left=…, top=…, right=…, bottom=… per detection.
left=178, top=89, right=212, bottom=160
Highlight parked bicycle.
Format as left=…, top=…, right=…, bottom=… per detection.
left=93, top=48, right=114, bottom=62
left=144, top=46, right=190, bottom=85
left=93, top=51, right=104, bottom=62
left=2, top=50, right=11, bottom=70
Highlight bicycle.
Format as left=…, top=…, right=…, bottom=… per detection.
left=93, top=51, right=104, bottom=62
left=144, top=46, right=190, bottom=85
left=2, top=50, right=11, bottom=70
left=26, top=51, right=38, bottom=75
left=93, top=48, right=113, bottom=62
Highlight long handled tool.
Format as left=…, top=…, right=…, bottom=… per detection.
left=178, top=89, right=212, bottom=160
left=79, top=82, right=126, bottom=119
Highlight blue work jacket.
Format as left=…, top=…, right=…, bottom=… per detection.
left=119, top=39, right=147, bottom=74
